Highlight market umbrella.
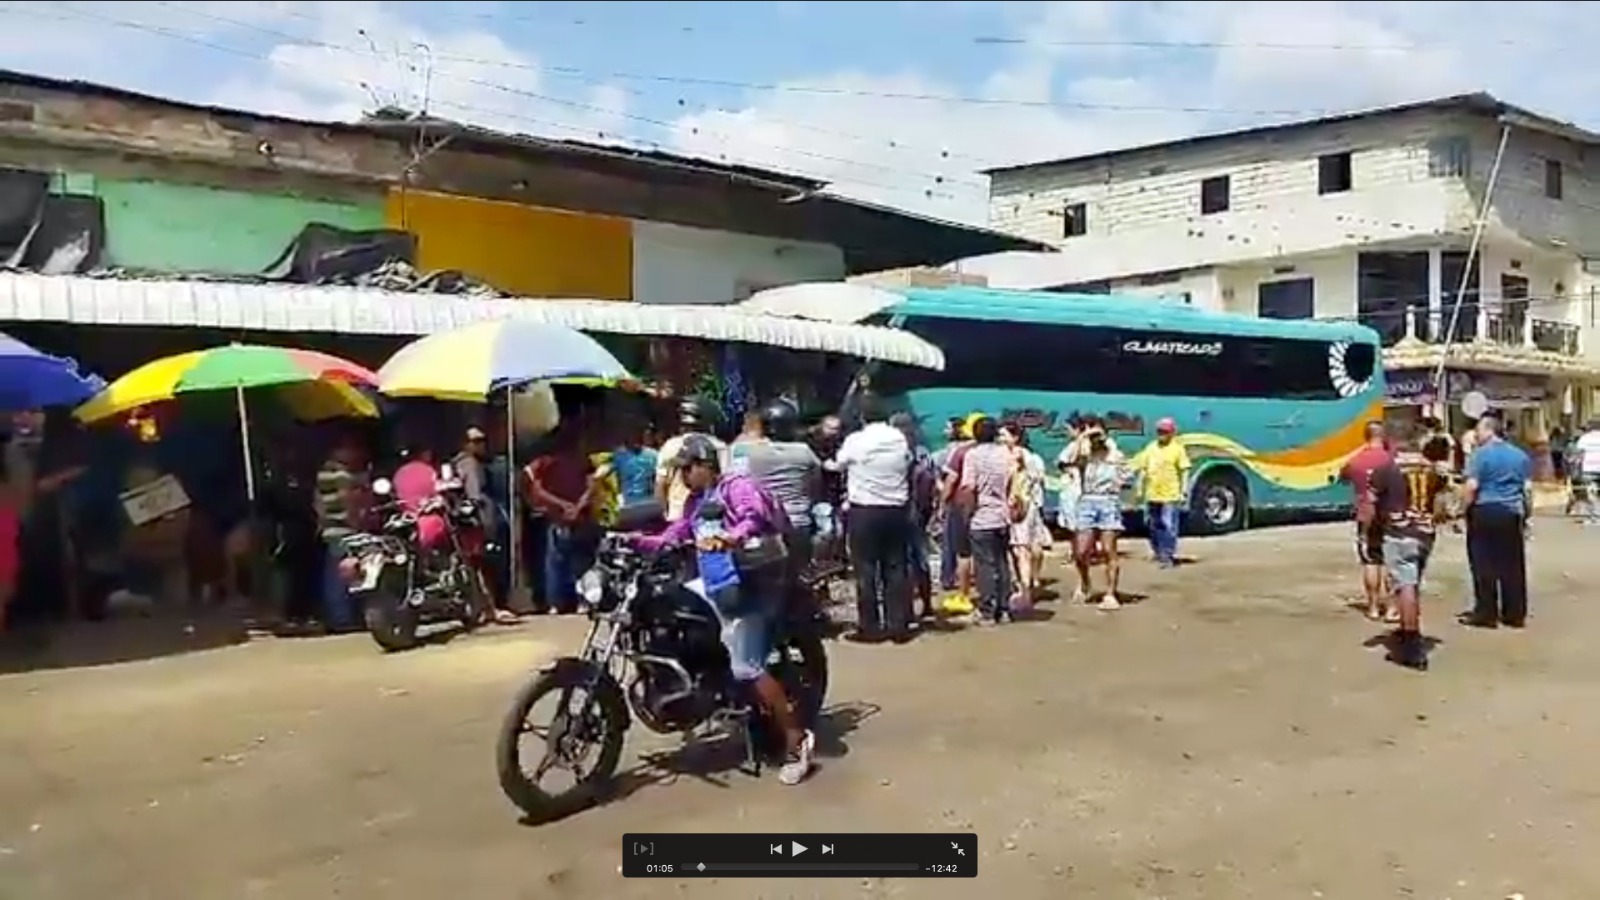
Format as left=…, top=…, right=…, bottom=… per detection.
left=0, top=331, right=106, bottom=411
left=75, top=344, right=379, bottom=502
left=376, top=319, right=635, bottom=401
left=377, top=320, right=635, bottom=598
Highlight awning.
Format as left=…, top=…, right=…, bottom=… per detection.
left=0, top=272, right=945, bottom=370
left=738, top=281, right=907, bottom=324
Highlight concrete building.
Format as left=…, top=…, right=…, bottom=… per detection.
left=975, top=94, right=1600, bottom=439
left=0, top=69, right=1037, bottom=309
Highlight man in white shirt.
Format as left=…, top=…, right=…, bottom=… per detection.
left=833, top=393, right=913, bottom=642
left=1574, top=419, right=1600, bottom=525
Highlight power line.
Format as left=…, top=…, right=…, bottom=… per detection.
left=230, top=2, right=1382, bottom=118
left=253, top=2, right=1009, bottom=171
left=7, top=3, right=965, bottom=204
left=144, top=1, right=984, bottom=194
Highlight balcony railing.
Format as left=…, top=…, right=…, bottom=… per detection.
left=1393, top=309, right=1583, bottom=356
left=1531, top=318, right=1582, bottom=356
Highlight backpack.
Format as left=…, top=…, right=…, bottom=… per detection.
left=909, top=446, right=938, bottom=524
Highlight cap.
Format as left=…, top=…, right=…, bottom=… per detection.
left=1156, top=417, right=1177, bottom=434
left=962, top=412, right=986, bottom=439
left=465, top=426, right=487, bottom=441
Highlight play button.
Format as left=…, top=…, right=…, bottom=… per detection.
left=791, top=841, right=808, bottom=857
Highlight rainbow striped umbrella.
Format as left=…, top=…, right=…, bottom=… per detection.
left=75, top=344, right=378, bottom=425
left=76, top=344, right=379, bottom=502
left=377, top=320, right=634, bottom=402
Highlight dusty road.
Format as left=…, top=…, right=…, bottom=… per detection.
left=1, top=519, right=1595, bottom=900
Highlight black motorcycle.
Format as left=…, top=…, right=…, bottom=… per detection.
left=352, top=473, right=489, bottom=652
left=494, top=533, right=830, bottom=822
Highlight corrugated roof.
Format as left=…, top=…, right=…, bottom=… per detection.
left=0, top=68, right=1043, bottom=260
left=983, top=92, right=1600, bottom=176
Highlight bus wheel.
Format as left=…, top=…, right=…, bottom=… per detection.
left=1189, top=470, right=1247, bottom=536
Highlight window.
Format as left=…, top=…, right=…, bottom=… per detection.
left=1545, top=159, right=1563, bottom=199
left=1061, top=201, right=1088, bottom=238
left=1427, top=136, right=1470, bottom=177
left=1257, top=278, right=1315, bottom=319
left=1357, top=251, right=1431, bottom=346
left=1438, top=251, right=1482, bottom=342
left=1200, top=175, right=1231, bottom=214
left=1318, top=151, right=1353, bottom=194
left=870, top=316, right=1378, bottom=402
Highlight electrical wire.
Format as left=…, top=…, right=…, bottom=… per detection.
left=3, top=2, right=966, bottom=205
left=236, top=0, right=1418, bottom=117
left=254, top=2, right=1011, bottom=171
left=138, top=0, right=985, bottom=195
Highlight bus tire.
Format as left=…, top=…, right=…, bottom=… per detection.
left=1188, top=469, right=1247, bottom=536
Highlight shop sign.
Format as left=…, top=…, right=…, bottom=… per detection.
left=1387, top=369, right=1549, bottom=408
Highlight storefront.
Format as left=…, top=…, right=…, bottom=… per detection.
left=1384, top=367, right=1591, bottom=480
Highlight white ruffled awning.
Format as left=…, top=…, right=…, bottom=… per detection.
left=0, top=271, right=944, bottom=370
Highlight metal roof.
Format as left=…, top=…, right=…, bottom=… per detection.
left=0, top=69, right=1045, bottom=265
left=983, top=92, right=1600, bottom=176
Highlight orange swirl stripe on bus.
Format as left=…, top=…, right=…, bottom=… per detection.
left=1123, top=401, right=1383, bottom=493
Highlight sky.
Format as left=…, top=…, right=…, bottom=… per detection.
left=3, top=1, right=1600, bottom=226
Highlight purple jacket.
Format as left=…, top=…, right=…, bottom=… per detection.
left=632, top=473, right=784, bottom=551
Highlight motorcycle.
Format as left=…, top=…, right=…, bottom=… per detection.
left=494, top=531, right=830, bottom=822
left=354, top=467, right=491, bottom=652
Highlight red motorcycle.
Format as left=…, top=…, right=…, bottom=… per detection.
left=353, top=469, right=492, bottom=652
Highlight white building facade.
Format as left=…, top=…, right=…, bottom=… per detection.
left=977, top=94, right=1600, bottom=447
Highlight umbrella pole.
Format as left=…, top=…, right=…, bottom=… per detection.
left=234, top=384, right=265, bottom=619
left=235, top=385, right=257, bottom=502
left=506, top=388, right=519, bottom=601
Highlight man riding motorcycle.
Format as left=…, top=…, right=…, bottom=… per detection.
left=629, top=433, right=816, bottom=786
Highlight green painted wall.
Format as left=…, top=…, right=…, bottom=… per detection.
left=61, top=174, right=386, bottom=275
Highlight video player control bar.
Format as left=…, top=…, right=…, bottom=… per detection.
left=622, top=833, right=977, bottom=878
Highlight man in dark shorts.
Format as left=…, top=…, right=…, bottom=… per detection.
left=1364, top=438, right=1451, bottom=670
left=1339, top=421, right=1393, bottom=621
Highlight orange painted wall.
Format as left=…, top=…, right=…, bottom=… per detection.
left=384, top=189, right=633, bottom=300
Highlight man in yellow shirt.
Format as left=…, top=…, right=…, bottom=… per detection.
left=1137, top=417, right=1190, bottom=568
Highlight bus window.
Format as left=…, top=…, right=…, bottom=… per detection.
left=874, top=316, right=1378, bottom=401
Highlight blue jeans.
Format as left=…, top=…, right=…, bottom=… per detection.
left=1145, top=502, right=1180, bottom=564
left=321, top=541, right=356, bottom=631
left=543, top=524, right=593, bottom=612
left=697, top=576, right=777, bottom=682
left=939, top=507, right=969, bottom=590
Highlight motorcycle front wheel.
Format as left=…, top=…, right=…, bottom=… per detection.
left=495, top=664, right=628, bottom=823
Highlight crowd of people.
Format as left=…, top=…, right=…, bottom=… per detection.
left=1339, top=411, right=1539, bottom=671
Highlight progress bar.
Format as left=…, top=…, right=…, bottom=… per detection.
left=681, top=863, right=922, bottom=873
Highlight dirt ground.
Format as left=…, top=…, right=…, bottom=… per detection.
left=1, top=517, right=1596, bottom=900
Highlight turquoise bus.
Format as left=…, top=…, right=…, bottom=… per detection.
left=862, top=286, right=1385, bottom=534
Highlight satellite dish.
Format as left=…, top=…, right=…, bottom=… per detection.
left=1460, top=390, right=1490, bottom=419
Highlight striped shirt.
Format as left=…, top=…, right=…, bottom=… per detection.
left=958, top=443, right=1014, bottom=531
left=316, top=460, right=369, bottom=537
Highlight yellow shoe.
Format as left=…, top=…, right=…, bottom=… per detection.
left=939, top=592, right=975, bottom=615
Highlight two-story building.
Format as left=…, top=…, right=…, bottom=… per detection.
left=968, top=93, right=1600, bottom=444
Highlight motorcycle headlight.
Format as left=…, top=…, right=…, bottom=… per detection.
left=578, top=568, right=605, bottom=606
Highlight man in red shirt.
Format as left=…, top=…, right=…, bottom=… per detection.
left=1339, top=421, right=1394, bottom=621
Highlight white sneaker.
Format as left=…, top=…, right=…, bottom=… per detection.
left=779, top=730, right=816, bottom=786
left=1097, top=594, right=1122, bottom=611
left=1071, top=588, right=1089, bottom=604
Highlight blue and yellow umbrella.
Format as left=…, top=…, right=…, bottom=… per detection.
left=377, top=320, right=635, bottom=402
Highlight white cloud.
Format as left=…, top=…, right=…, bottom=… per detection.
left=206, top=1, right=629, bottom=143
left=670, top=1, right=1600, bottom=224
left=0, top=1, right=629, bottom=144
